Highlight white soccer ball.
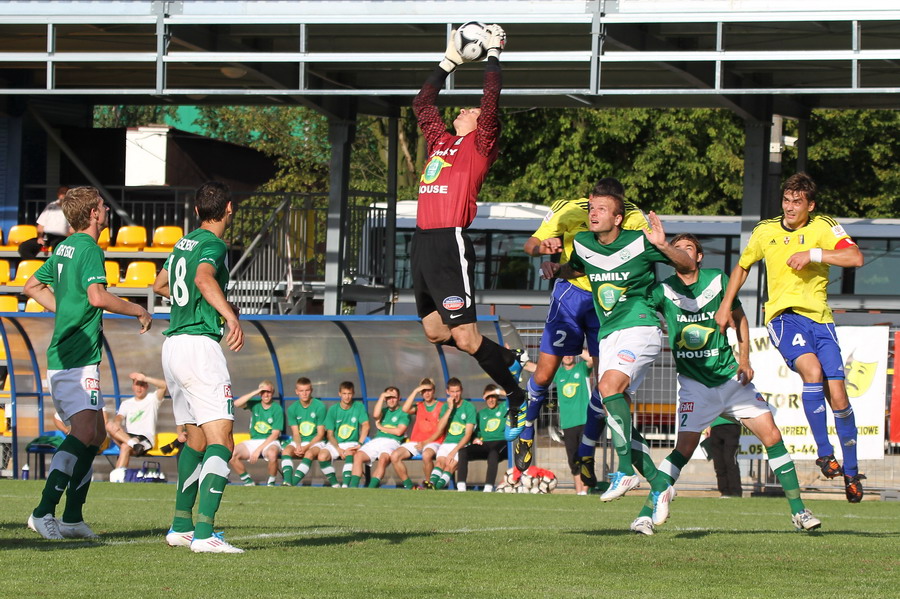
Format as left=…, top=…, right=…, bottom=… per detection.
left=501, top=484, right=516, bottom=493
left=530, top=485, right=541, bottom=494
left=516, top=484, right=530, bottom=493
left=454, top=21, right=489, bottom=62
left=504, top=468, right=519, bottom=487
left=519, top=470, right=534, bottom=490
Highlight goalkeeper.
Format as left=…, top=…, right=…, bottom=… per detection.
left=411, top=24, right=528, bottom=430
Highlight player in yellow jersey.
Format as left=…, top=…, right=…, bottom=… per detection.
left=513, top=179, right=649, bottom=484
left=715, top=173, right=866, bottom=502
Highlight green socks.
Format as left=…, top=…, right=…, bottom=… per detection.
left=766, top=441, right=806, bottom=515
left=602, top=393, right=635, bottom=476
left=171, top=444, right=204, bottom=533
left=194, top=444, right=231, bottom=541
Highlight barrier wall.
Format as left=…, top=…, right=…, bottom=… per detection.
left=0, top=314, right=523, bottom=478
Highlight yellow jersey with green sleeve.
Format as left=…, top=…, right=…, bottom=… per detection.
left=33, top=233, right=107, bottom=370
left=738, top=214, right=857, bottom=324
left=532, top=198, right=649, bottom=292
left=162, top=228, right=229, bottom=341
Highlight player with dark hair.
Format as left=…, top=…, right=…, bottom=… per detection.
left=715, top=172, right=866, bottom=502
left=412, top=24, right=529, bottom=429
left=630, top=233, right=820, bottom=535
left=154, top=181, right=245, bottom=553
left=25, top=186, right=152, bottom=540
left=514, top=178, right=649, bottom=480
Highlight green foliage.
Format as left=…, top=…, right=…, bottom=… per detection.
left=486, top=107, right=745, bottom=214
left=797, top=109, right=900, bottom=218
left=92, top=105, right=178, bottom=128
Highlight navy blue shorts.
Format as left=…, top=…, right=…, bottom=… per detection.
left=539, top=279, right=599, bottom=357
left=766, top=311, right=845, bottom=380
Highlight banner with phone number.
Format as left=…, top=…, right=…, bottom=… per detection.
left=727, top=326, right=887, bottom=460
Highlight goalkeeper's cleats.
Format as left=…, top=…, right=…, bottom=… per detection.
left=508, top=349, right=530, bottom=380
left=815, top=454, right=843, bottom=479
left=504, top=401, right=526, bottom=441
left=844, top=473, right=865, bottom=503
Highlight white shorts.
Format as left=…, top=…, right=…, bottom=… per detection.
left=323, top=441, right=361, bottom=460
left=236, top=438, right=282, bottom=461
left=357, top=437, right=401, bottom=464
left=400, top=441, right=440, bottom=458
left=162, top=335, right=234, bottom=426
left=437, top=442, right=465, bottom=460
left=285, top=440, right=326, bottom=455
left=47, top=364, right=104, bottom=422
left=597, top=326, right=662, bottom=395
left=677, top=374, right=772, bottom=433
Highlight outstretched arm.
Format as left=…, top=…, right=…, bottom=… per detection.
left=715, top=264, right=750, bottom=333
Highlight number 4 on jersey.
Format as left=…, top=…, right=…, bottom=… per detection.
left=791, top=333, right=807, bottom=347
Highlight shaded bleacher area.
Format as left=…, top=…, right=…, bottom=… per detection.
left=0, top=224, right=182, bottom=312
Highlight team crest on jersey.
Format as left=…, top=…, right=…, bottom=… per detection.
left=783, top=237, right=791, bottom=244
left=597, top=283, right=626, bottom=311
left=617, top=350, right=636, bottom=363
left=677, top=324, right=714, bottom=350
left=680, top=402, right=694, bottom=413
left=701, top=288, right=715, bottom=301
left=443, top=296, right=465, bottom=311
left=620, top=249, right=631, bottom=261
left=421, top=156, right=452, bottom=184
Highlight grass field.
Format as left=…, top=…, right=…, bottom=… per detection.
left=1, top=480, right=898, bottom=599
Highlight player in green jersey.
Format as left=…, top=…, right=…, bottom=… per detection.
left=316, top=381, right=369, bottom=487
left=348, top=387, right=410, bottom=488
left=552, top=352, right=593, bottom=495
left=551, top=193, right=693, bottom=502
left=282, top=377, right=327, bottom=486
left=24, top=186, right=152, bottom=540
left=428, top=378, right=477, bottom=490
left=230, top=380, right=284, bottom=486
left=456, top=385, right=508, bottom=492
left=629, top=234, right=820, bottom=535
left=153, top=181, right=245, bottom=553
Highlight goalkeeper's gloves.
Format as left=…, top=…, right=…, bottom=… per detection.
left=439, top=30, right=464, bottom=73
left=485, top=24, right=506, bottom=59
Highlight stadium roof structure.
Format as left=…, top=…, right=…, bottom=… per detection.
left=1, top=0, right=900, bottom=119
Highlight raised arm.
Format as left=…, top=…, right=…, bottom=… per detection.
left=715, top=264, right=750, bottom=334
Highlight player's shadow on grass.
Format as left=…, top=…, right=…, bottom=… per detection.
left=0, top=526, right=161, bottom=551
left=670, top=529, right=900, bottom=539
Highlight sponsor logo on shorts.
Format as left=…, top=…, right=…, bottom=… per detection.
left=680, top=402, right=694, bottom=413
left=224, top=384, right=233, bottom=400
left=443, top=296, right=465, bottom=311
left=84, top=378, right=100, bottom=391
left=616, top=350, right=636, bottom=363
left=755, top=393, right=767, bottom=403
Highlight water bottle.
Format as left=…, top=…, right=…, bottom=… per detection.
left=21, top=463, right=29, bottom=480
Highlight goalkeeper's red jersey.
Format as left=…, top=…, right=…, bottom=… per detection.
left=413, top=61, right=501, bottom=230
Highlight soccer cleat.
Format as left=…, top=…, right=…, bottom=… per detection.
left=421, top=480, right=435, bottom=490
left=266, top=481, right=276, bottom=487
left=651, top=485, right=677, bottom=526
left=600, top=472, right=640, bottom=502
left=576, top=456, right=597, bottom=488
left=844, top=473, right=865, bottom=503
left=58, top=520, right=99, bottom=539
left=815, top=454, right=843, bottom=479
left=791, top=509, right=822, bottom=531
left=504, top=401, right=526, bottom=441
left=166, top=528, right=194, bottom=547
left=513, top=436, right=534, bottom=471
left=27, top=513, right=64, bottom=540
left=282, top=480, right=292, bottom=487
left=190, top=532, right=244, bottom=553
left=242, top=479, right=255, bottom=486
left=630, top=516, right=654, bottom=536
left=508, top=348, right=531, bottom=380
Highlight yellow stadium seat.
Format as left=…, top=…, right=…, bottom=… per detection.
left=98, top=228, right=111, bottom=250
left=0, top=224, right=37, bottom=251
left=0, top=260, right=10, bottom=284
left=0, top=295, right=18, bottom=312
left=143, top=226, right=184, bottom=252
left=24, top=298, right=46, bottom=312
left=106, top=226, right=147, bottom=252
left=146, top=432, right=180, bottom=457
left=118, top=261, right=157, bottom=288
left=105, top=261, right=120, bottom=286
left=10, top=259, right=44, bottom=286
